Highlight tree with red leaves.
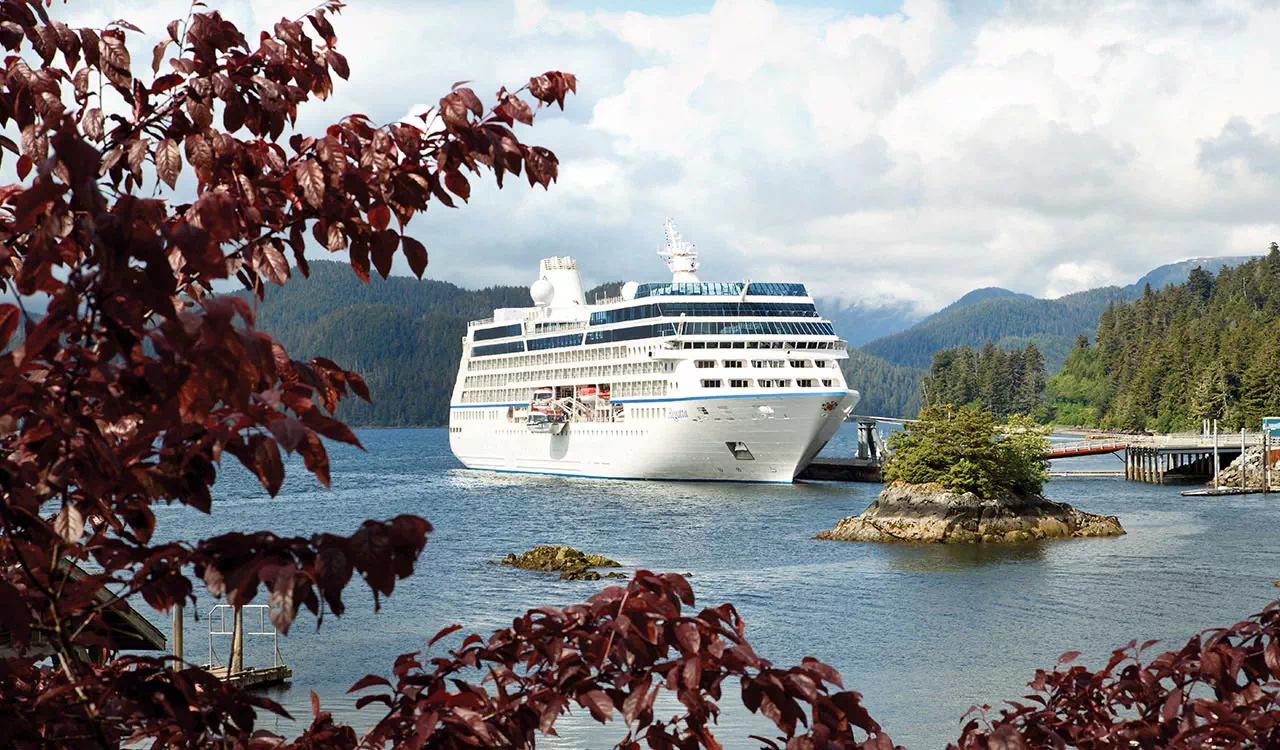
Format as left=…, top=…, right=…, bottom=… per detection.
left=0, top=1, right=890, bottom=747
left=2, top=1, right=1279, bottom=748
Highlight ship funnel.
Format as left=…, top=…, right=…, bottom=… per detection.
left=536, top=256, right=586, bottom=307
left=658, top=218, right=700, bottom=283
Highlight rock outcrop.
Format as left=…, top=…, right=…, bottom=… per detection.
left=499, top=545, right=624, bottom=581
left=815, top=482, right=1124, bottom=544
left=1213, top=448, right=1279, bottom=490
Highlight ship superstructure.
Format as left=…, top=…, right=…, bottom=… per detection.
left=447, top=220, right=859, bottom=482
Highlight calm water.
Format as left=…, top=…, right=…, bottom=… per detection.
left=149, top=426, right=1280, bottom=748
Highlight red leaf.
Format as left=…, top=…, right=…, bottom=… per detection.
left=53, top=503, right=85, bottom=544
left=325, top=49, right=349, bottom=80
left=428, top=623, right=462, bottom=647
left=444, top=170, right=470, bottom=202
left=401, top=235, right=428, bottom=278
left=1265, top=639, right=1280, bottom=677
left=347, top=673, right=392, bottom=694
left=0, top=304, right=17, bottom=347
left=371, top=229, right=398, bottom=280
left=675, top=621, right=700, bottom=654
left=367, top=203, right=391, bottom=232
left=255, top=243, right=290, bottom=286
left=244, top=434, right=284, bottom=496
left=1056, top=650, right=1081, bottom=665
left=156, top=138, right=181, bottom=188
left=295, top=159, right=325, bottom=208
left=579, top=689, right=613, bottom=722
left=268, top=417, right=307, bottom=453
left=1161, top=687, right=1182, bottom=723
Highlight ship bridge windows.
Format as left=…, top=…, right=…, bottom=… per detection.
left=473, top=340, right=526, bottom=357
left=528, top=333, right=584, bottom=351
left=680, top=321, right=835, bottom=337
left=632, top=282, right=809, bottom=298
left=472, top=323, right=523, bottom=341
left=589, top=301, right=818, bottom=325
left=584, top=323, right=677, bottom=344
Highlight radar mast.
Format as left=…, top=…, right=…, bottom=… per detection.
left=658, top=218, right=700, bottom=283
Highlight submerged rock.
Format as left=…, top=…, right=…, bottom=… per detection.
left=500, top=545, right=621, bottom=581
left=815, top=482, right=1124, bottom=544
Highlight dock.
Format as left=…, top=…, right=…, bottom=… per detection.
left=797, top=457, right=882, bottom=482
left=204, top=664, right=293, bottom=689
left=197, top=604, right=293, bottom=690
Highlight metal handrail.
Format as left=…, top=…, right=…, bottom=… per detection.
left=206, top=604, right=284, bottom=670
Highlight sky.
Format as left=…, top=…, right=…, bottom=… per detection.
left=52, top=0, right=1280, bottom=313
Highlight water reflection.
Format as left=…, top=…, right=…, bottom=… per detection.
left=887, top=541, right=1048, bottom=572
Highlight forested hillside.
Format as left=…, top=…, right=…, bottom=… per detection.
left=921, top=343, right=1046, bottom=419
left=841, top=350, right=923, bottom=418
left=1046, top=248, right=1280, bottom=431
left=861, top=286, right=1129, bottom=372
left=239, top=261, right=525, bottom=425
left=239, top=262, right=623, bottom=426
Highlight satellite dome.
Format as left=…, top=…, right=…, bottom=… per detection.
left=621, top=281, right=639, bottom=301
left=530, top=277, right=555, bottom=306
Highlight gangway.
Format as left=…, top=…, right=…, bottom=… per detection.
left=1045, top=442, right=1128, bottom=459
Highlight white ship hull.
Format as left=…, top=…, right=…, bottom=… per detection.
left=450, top=390, right=857, bottom=483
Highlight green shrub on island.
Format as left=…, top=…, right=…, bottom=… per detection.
left=883, top=403, right=1050, bottom=498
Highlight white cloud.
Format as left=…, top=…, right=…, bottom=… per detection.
left=27, top=0, right=1280, bottom=312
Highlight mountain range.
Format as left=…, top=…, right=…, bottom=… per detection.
left=235, top=255, right=1256, bottom=425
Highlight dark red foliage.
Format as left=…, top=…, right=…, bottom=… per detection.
left=950, top=601, right=1280, bottom=750
left=0, top=0, right=1276, bottom=748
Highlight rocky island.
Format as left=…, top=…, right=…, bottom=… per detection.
left=818, top=405, right=1124, bottom=545
left=499, top=545, right=626, bottom=581
left=816, top=481, right=1123, bottom=543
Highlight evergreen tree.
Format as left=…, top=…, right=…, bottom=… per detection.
left=1186, top=266, right=1214, bottom=302
left=1017, top=343, right=1046, bottom=416
left=923, top=342, right=1045, bottom=419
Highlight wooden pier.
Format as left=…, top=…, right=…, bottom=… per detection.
left=181, top=604, right=293, bottom=690
left=797, top=457, right=882, bottom=482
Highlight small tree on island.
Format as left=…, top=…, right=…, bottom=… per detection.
left=883, top=404, right=1050, bottom=498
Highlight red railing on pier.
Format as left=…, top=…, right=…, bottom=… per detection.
left=1045, top=442, right=1128, bottom=459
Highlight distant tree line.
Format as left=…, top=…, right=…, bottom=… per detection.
left=921, top=342, right=1046, bottom=420
left=1046, top=246, right=1280, bottom=431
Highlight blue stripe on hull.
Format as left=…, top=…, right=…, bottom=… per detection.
left=463, top=466, right=794, bottom=484
left=450, top=390, right=846, bottom=409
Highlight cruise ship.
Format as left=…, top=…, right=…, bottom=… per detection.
left=447, top=220, right=859, bottom=482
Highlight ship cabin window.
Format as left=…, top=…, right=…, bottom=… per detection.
left=700, top=379, right=723, bottom=388
left=730, top=379, right=750, bottom=388
left=695, top=360, right=716, bottom=369
left=723, top=360, right=743, bottom=368
left=692, top=342, right=705, bottom=349
left=797, top=378, right=816, bottom=387
left=823, top=379, right=834, bottom=387
left=814, top=360, right=830, bottom=368
left=790, top=360, right=811, bottom=368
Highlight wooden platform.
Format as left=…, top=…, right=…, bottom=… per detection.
left=797, top=458, right=883, bottom=482
left=204, top=664, right=293, bottom=689
left=1179, top=487, right=1267, bottom=497
left=1049, top=470, right=1124, bottom=478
